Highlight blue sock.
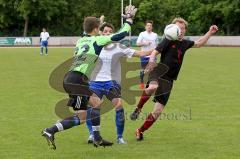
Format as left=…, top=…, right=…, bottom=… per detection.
left=115, top=108, right=125, bottom=139
left=47, top=115, right=80, bottom=134
left=45, top=47, right=48, bottom=54
left=60, top=115, right=80, bottom=129
left=86, top=107, right=93, bottom=136
left=91, top=108, right=101, bottom=141
left=140, top=70, right=144, bottom=83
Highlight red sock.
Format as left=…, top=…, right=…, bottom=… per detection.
left=139, top=113, right=156, bottom=132
left=137, top=91, right=151, bottom=110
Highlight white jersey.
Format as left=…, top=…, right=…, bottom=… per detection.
left=40, top=32, right=50, bottom=41
left=90, top=43, right=135, bottom=84
left=136, top=31, right=158, bottom=51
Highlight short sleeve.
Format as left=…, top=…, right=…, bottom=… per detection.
left=118, top=44, right=135, bottom=58
left=136, top=32, right=143, bottom=44
left=154, top=33, right=159, bottom=46
left=185, top=40, right=194, bottom=49
left=155, top=38, right=170, bottom=53
left=156, top=33, right=159, bottom=42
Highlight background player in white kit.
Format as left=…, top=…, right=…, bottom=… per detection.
left=40, top=28, right=50, bottom=55
left=136, top=20, right=158, bottom=89
left=85, top=22, right=153, bottom=144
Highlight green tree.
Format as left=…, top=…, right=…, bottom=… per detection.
left=13, top=0, right=68, bottom=36
left=0, top=0, right=239, bottom=36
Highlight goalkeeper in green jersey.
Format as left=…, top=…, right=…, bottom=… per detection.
left=42, top=5, right=137, bottom=150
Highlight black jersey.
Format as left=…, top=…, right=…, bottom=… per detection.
left=155, top=38, right=194, bottom=80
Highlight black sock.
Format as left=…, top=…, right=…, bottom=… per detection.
left=46, top=115, right=80, bottom=134
left=46, top=125, right=58, bottom=134
left=140, top=70, right=144, bottom=83
left=90, top=108, right=101, bottom=141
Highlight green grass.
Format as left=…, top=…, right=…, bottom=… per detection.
left=0, top=47, right=240, bottom=159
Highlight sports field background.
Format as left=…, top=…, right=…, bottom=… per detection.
left=0, top=47, right=240, bottom=159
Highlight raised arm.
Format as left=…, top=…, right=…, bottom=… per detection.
left=194, top=25, right=218, bottom=48
left=96, top=5, right=137, bottom=46
left=95, top=22, right=131, bottom=46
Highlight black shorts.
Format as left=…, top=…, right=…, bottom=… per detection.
left=147, top=63, right=173, bottom=106
left=67, top=95, right=89, bottom=111
left=148, top=63, right=169, bottom=82
left=63, top=71, right=92, bottom=110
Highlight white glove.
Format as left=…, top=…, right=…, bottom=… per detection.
left=122, top=5, right=137, bottom=24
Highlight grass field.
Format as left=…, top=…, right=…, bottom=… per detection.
left=0, top=47, right=240, bottom=159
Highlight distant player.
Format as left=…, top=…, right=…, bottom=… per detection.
left=130, top=17, right=218, bottom=141
left=86, top=22, right=153, bottom=144
left=41, top=5, right=137, bottom=150
left=40, top=28, right=50, bottom=55
left=136, top=20, right=158, bottom=89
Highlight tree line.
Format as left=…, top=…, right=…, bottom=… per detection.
left=0, top=0, right=239, bottom=36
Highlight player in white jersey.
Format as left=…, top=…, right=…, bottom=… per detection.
left=85, top=22, right=153, bottom=144
left=136, top=20, right=158, bottom=89
left=40, top=28, right=50, bottom=55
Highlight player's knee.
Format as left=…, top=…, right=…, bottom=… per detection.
left=152, top=109, right=162, bottom=119
left=152, top=103, right=164, bottom=119
left=89, top=95, right=102, bottom=108
left=147, top=84, right=158, bottom=93
left=113, top=99, right=122, bottom=110
left=114, top=103, right=123, bottom=110
left=75, top=110, right=87, bottom=124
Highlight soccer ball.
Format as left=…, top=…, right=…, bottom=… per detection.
left=164, top=24, right=181, bottom=40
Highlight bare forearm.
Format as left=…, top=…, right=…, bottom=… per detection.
left=149, top=50, right=159, bottom=62
left=194, top=31, right=212, bottom=48
left=133, top=49, right=154, bottom=57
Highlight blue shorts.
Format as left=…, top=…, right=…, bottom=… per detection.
left=41, top=41, right=48, bottom=47
left=89, top=81, right=121, bottom=101
left=140, top=56, right=150, bottom=68
left=140, top=56, right=157, bottom=68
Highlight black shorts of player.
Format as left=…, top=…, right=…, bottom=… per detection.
left=67, top=95, right=89, bottom=111
left=63, top=71, right=92, bottom=110
left=147, top=63, right=173, bottom=106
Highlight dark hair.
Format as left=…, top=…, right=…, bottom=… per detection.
left=83, top=17, right=100, bottom=33
left=145, top=20, right=153, bottom=25
left=99, top=22, right=115, bottom=32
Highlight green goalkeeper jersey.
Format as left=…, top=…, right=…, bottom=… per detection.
left=70, top=22, right=131, bottom=78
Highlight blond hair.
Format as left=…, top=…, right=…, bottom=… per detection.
left=172, top=17, right=188, bottom=28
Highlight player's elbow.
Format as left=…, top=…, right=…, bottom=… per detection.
left=194, top=41, right=202, bottom=48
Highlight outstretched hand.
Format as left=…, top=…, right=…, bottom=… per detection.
left=209, top=25, right=218, bottom=35
left=122, top=5, right=137, bottom=24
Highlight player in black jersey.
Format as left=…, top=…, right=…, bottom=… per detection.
left=130, top=17, right=218, bottom=141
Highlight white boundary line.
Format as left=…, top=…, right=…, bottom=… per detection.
left=0, top=46, right=75, bottom=48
